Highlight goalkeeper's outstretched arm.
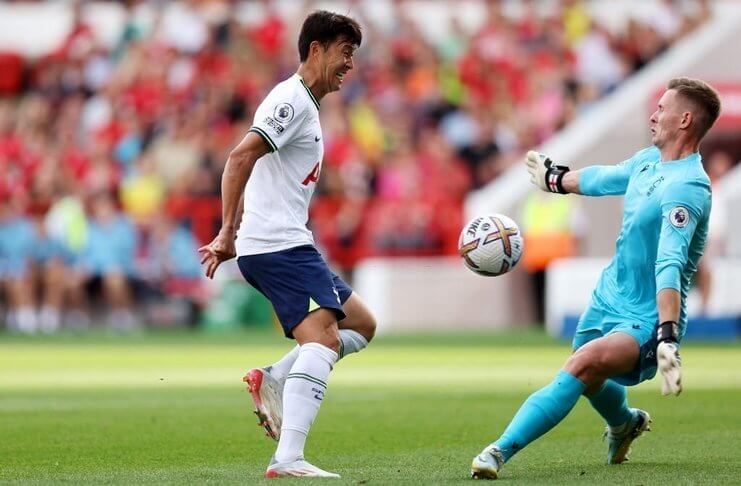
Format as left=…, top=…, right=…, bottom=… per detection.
left=525, top=150, right=631, bottom=196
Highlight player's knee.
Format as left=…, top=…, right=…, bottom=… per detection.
left=316, top=318, right=341, bottom=353
left=361, top=314, right=377, bottom=342
left=564, top=350, right=608, bottom=387
left=322, top=331, right=341, bottom=354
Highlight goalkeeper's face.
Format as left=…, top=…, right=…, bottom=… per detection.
left=649, top=89, right=690, bottom=149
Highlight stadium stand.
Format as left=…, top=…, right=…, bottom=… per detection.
left=0, top=0, right=719, bottom=331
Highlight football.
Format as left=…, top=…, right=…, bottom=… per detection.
left=458, top=214, right=524, bottom=276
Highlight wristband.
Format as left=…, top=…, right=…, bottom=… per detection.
left=546, top=165, right=570, bottom=194
left=657, top=320, right=678, bottom=344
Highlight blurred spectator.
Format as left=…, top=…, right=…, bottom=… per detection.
left=0, top=198, right=37, bottom=332
left=72, top=193, right=138, bottom=330
left=520, top=191, right=584, bottom=324
left=0, top=193, right=69, bottom=334
left=120, top=154, right=166, bottom=224
left=137, top=212, right=205, bottom=326
left=29, top=213, right=70, bottom=333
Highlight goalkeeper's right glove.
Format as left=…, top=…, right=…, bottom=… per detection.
left=657, top=321, right=682, bottom=396
left=525, top=150, right=571, bottom=194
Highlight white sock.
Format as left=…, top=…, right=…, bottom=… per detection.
left=268, top=345, right=301, bottom=382
left=274, top=342, right=338, bottom=463
left=268, top=330, right=368, bottom=381
left=338, top=329, right=368, bottom=359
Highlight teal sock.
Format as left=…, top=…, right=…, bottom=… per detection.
left=586, top=379, right=632, bottom=427
left=494, top=370, right=586, bottom=462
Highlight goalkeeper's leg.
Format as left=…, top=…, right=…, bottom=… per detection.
left=472, top=333, right=640, bottom=479
left=586, top=380, right=652, bottom=464
left=586, top=380, right=632, bottom=430
left=472, top=370, right=586, bottom=479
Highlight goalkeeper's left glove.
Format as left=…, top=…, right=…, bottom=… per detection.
left=525, top=150, right=571, bottom=194
left=657, top=321, right=682, bottom=396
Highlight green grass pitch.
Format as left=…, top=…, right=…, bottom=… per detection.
left=2, top=329, right=741, bottom=484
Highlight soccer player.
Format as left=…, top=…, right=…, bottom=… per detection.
left=198, top=11, right=376, bottom=479
left=470, top=78, right=721, bottom=479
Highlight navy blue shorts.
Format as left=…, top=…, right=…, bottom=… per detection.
left=237, top=245, right=353, bottom=338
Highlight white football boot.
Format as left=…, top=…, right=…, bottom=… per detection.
left=605, top=408, right=652, bottom=464
left=265, top=456, right=340, bottom=478
left=471, top=444, right=505, bottom=480
left=243, top=367, right=283, bottom=441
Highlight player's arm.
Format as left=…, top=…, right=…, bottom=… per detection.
left=220, top=132, right=270, bottom=234
left=199, top=132, right=270, bottom=279
left=526, top=151, right=632, bottom=196
left=654, top=181, right=708, bottom=395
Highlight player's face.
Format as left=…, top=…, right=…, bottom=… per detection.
left=649, top=89, right=685, bottom=148
left=320, top=38, right=357, bottom=93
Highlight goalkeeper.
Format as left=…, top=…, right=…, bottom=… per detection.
left=471, top=78, right=721, bottom=479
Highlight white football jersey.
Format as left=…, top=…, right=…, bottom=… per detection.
left=236, top=74, right=324, bottom=256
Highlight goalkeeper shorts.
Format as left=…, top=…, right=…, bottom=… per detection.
left=572, top=299, right=659, bottom=386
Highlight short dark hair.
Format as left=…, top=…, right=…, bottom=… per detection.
left=667, top=77, right=721, bottom=139
left=298, top=11, right=362, bottom=62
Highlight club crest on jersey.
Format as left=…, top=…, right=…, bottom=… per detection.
left=669, top=206, right=689, bottom=228
left=273, top=103, right=294, bottom=123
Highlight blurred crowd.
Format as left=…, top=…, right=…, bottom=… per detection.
left=0, top=0, right=711, bottom=332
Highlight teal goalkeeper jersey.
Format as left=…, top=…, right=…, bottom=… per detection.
left=578, top=146, right=711, bottom=338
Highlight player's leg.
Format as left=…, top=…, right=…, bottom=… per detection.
left=472, top=332, right=640, bottom=479
left=573, top=326, right=634, bottom=436
left=237, top=247, right=349, bottom=477
left=567, top=307, right=647, bottom=463
left=585, top=379, right=632, bottom=430
left=588, top=321, right=657, bottom=464
left=259, top=279, right=376, bottom=382
left=336, top=277, right=376, bottom=357
left=587, top=378, right=651, bottom=464
left=573, top=327, right=633, bottom=430
left=267, top=308, right=340, bottom=478
left=245, top=287, right=374, bottom=451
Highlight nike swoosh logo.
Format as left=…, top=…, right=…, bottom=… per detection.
left=314, top=136, right=321, bottom=142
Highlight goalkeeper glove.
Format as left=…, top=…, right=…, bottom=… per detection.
left=657, top=321, right=682, bottom=396
left=525, top=150, right=571, bottom=194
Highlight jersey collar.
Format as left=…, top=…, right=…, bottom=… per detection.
left=660, top=152, right=701, bottom=165
left=296, top=74, right=320, bottom=111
